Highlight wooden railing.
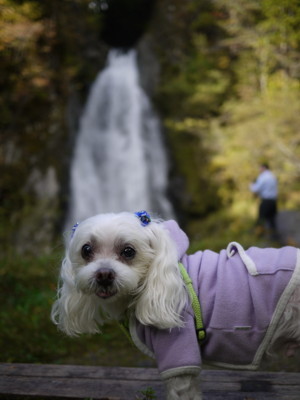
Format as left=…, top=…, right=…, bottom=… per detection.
left=0, top=363, right=299, bottom=399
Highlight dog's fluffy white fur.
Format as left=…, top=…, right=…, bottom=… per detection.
left=52, top=212, right=300, bottom=400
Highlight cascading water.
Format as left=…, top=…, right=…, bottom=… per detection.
left=66, top=49, right=173, bottom=229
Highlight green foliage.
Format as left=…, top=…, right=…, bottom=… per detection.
left=215, top=84, right=300, bottom=207
left=152, top=1, right=232, bottom=217
left=0, top=252, right=62, bottom=362
left=0, top=0, right=107, bottom=253
left=0, top=251, right=154, bottom=366
left=208, top=0, right=300, bottom=210
left=154, top=0, right=300, bottom=218
left=261, top=0, right=300, bottom=49
left=135, top=387, right=157, bottom=400
left=166, top=118, right=220, bottom=217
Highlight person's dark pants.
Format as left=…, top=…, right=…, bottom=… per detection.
left=258, top=198, right=277, bottom=232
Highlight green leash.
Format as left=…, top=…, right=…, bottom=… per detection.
left=179, top=262, right=206, bottom=342
left=118, top=317, right=134, bottom=345
left=119, top=263, right=206, bottom=344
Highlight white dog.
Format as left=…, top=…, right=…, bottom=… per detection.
left=51, top=211, right=300, bottom=400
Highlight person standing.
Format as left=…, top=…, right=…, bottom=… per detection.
left=250, top=163, right=278, bottom=237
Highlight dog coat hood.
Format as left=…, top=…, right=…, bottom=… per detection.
left=129, top=220, right=300, bottom=379
left=163, top=220, right=190, bottom=259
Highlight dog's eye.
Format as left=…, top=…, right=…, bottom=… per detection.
left=121, top=246, right=136, bottom=260
left=81, top=244, right=93, bottom=260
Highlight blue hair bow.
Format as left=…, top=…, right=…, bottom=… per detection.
left=71, top=222, right=79, bottom=238
left=135, top=210, right=151, bottom=226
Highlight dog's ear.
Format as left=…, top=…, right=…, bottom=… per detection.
left=134, top=223, right=187, bottom=329
left=51, top=256, right=103, bottom=336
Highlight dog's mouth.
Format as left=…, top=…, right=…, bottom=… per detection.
left=96, top=289, right=117, bottom=299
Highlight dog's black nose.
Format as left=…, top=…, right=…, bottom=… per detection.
left=96, top=268, right=116, bottom=288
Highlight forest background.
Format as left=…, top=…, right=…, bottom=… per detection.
left=1, top=0, right=300, bottom=370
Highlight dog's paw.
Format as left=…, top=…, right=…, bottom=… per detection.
left=165, top=375, right=202, bottom=400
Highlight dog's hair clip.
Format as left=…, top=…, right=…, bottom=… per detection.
left=71, top=222, right=79, bottom=238
left=135, top=210, right=151, bottom=226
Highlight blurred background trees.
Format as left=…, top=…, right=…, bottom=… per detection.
left=154, top=0, right=300, bottom=222
left=1, top=0, right=300, bottom=252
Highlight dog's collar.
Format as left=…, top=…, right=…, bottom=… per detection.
left=179, top=262, right=206, bottom=343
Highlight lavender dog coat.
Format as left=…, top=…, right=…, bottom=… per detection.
left=128, top=220, right=300, bottom=379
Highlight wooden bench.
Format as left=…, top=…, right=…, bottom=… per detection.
left=0, top=363, right=299, bottom=399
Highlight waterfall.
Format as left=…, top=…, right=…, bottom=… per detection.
left=66, top=49, right=173, bottom=229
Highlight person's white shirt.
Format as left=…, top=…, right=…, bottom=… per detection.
left=250, top=169, right=277, bottom=199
